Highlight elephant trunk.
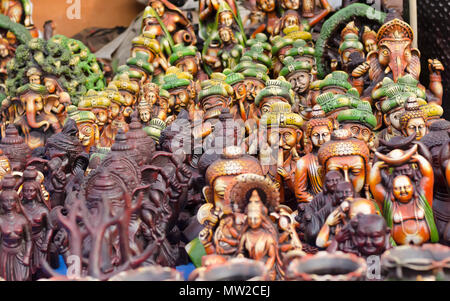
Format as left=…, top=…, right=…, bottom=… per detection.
left=26, top=96, right=49, bottom=130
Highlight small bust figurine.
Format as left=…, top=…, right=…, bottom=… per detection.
left=327, top=214, right=391, bottom=258
left=400, top=97, right=428, bottom=141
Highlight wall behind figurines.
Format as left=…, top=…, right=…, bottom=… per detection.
left=32, top=0, right=145, bottom=38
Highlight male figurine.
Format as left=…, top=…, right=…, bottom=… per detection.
left=327, top=214, right=391, bottom=258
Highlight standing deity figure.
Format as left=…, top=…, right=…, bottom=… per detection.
left=0, top=175, right=33, bottom=281
left=19, top=167, right=52, bottom=275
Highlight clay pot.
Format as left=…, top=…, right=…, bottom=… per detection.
left=108, top=266, right=184, bottom=281
left=286, top=251, right=366, bottom=281
left=194, top=258, right=270, bottom=281
left=381, top=244, right=450, bottom=281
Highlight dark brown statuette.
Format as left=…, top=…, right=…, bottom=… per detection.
left=126, top=113, right=156, bottom=166
left=0, top=175, right=33, bottom=281
left=0, top=124, right=32, bottom=172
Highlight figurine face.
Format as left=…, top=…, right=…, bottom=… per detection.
left=378, top=43, right=412, bottom=81
left=244, top=79, right=265, bottom=103
left=2, top=195, right=17, bottom=212
left=151, top=1, right=165, bottom=17
left=311, top=125, right=331, bottom=148
left=0, top=44, right=8, bottom=58
left=169, top=88, right=190, bottom=113
left=284, top=15, right=299, bottom=28
left=110, top=103, right=121, bottom=120
left=22, top=182, right=37, bottom=201
left=340, top=123, right=372, bottom=143
left=145, top=91, right=158, bottom=106
left=365, top=38, right=377, bottom=53
left=405, top=117, right=427, bottom=140
left=139, top=109, right=151, bottom=123
left=78, top=122, right=96, bottom=148
left=44, top=78, right=57, bottom=93
left=219, top=12, right=234, bottom=27
left=219, top=28, right=232, bottom=43
left=287, top=71, right=311, bottom=94
left=120, top=91, right=135, bottom=107
left=268, top=127, right=301, bottom=153
left=334, top=182, right=354, bottom=205
left=353, top=217, right=388, bottom=256
left=324, top=171, right=344, bottom=194
left=109, top=190, right=126, bottom=217
left=282, top=0, right=300, bottom=10
left=92, top=108, right=108, bottom=126
left=326, top=156, right=365, bottom=195
left=392, top=175, right=414, bottom=203
left=29, top=74, right=41, bottom=85
left=387, top=109, right=404, bottom=131
left=248, top=207, right=263, bottom=229
left=257, top=0, right=276, bottom=12
left=213, top=175, right=236, bottom=213
left=177, top=57, right=199, bottom=77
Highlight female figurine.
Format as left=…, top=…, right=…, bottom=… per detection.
left=217, top=25, right=244, bottom=71
left=19, top=167, right=53, bottom=275
left=400, top=97, right=428, bottom=141
left=238, top=200, right=282, bottom=280
left=0, top=176, right=32, bottom=281
left=294, top=105, right=333, bottom=203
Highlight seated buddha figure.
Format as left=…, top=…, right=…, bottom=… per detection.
left=294, top=105, right=333, bottom=203
left=370, top=148, right=439, bottom=245
left=318, top=129, right=371, bottom=199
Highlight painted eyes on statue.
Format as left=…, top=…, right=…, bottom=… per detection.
left=351, top=169, right=362, bottom=176
left=81, top=127, right=92, bottom=135
left=408, top=124, right=425, bottom=130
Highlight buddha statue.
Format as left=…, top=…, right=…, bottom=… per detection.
left=197, top=146, right=263, bottom=254
left=318, top=129, right=371, bottom=199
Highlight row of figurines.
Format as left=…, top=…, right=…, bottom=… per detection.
left=0, top=5, right=444, bottom=156
left=0, top=96, right=447, bottom=281
left=0, top=0, right=447, bottom=280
